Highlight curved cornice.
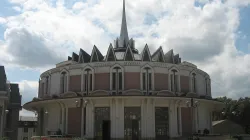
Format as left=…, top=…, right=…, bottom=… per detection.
left=40, top=61, right=208, bottom=78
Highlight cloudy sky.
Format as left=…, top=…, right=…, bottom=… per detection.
left=0, top=0, right=250, bottom=116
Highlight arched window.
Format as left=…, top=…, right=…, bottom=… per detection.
left=142, top=67, right=152, bottom=95
left=192, top=73, right=196, bottom=93
left=83, top=68, right=93, bottom=95
left=60, top=72, right=67, bottom=93
left=111, top=66, right=123, bottom=95
left=170, top=69, right=178, bottom=93
left=45, top=76, right=49, bottom=94
left=205, top=78, right=210, bottom=95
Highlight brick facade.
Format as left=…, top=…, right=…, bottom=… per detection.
left=69, top=75, right=81, bottom=92
left=180, top=76, right=190, bottom=93
left=154, top=73, right=168, bottom=90
left=67, top=108, right=81, bottom=137
left=124, top=72, right=140, bottom=90
left=95, top=73, right=110, bottom=90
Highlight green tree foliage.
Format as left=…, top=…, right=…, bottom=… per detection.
left=215, top=96, right=250, bottom=133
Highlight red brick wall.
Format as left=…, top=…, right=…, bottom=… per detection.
left=95, top=73, right=110, bottom=90
left=124, top=72, right=140, bottom=90
left=67, top=108, right=81, bottom=136
left=154, top=73, right=168, bottom=90
left=181, top=107, right=193, bottom=136
left=180, top=76, right=190, bottom=93
left=69, top=75, right=81, bottom=92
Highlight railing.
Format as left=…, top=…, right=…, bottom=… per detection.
left=31, top=136, right=88, bottom=140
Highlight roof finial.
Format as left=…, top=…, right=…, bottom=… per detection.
left=120, top=0, right=129, bottom=45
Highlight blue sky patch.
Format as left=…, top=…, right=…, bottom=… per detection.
left=235, top=6, right=250, bottom=53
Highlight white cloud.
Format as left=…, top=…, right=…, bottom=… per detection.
left=0, top=17, right=6, bottom=24
left=12, top=6, right=22, bottom=12
left=72, top=2, right=88, bottom=10
left=18, top=80, right=38, bottom=116
left=1, top=0, right=250, bottom=100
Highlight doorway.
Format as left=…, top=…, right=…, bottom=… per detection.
left=102, top=120, right=111, bottom=140
left=124, top=107, right=141, bottom=140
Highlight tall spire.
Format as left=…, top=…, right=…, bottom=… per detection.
left=120, top=0, right=129, bottom=45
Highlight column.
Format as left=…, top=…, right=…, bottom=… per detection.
left=141, top=99, right=146, bottom=139
left=110, top=99, right=115, bottom=138
left=81, top=105, right=84, bottom=137
left=0, top=106, right=4, bottom=137
left=86, top=102, right=94, bottom=139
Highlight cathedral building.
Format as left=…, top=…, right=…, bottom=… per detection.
left=23, top=0, right=223, bottom=139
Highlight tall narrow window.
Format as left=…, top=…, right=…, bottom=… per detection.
left=111, top=67, right=123, bottom=95
left=142, top=67, right=152, bottom=95
left=192, top=73, right=196, bottom=93
left=61, top=72, right=67, bottom=93
left=205, top=78, right=208, bottom=95
left=170, top=69, right=178, bottom=93
left=84, top=68, right=93, bottom=95
left=45, top=76, right=49, bottom=94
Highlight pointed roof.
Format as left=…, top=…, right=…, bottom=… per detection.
left=68, top=56, right=72, bottom=60
left=151, top=47, right=165, bottom=62
left=106, top=44, right=116, bottom=61
left=120, top=0, right=129, bottom=44
left=141, top=44, right=151, bottom=62
left=124, top=44, right=134, bottom=61
left=90, top=45, right=104, bottom=62
left=72, top=52, right=79, bottom=62
left=78, top=49, right=91, bottom=63
left=164, top=49, right=174, bottom=63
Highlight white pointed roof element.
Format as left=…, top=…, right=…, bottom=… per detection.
left=119, top=0, right=129, bottom=46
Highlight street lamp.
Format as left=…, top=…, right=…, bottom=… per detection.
left=186, top=98, right=199, bottom=136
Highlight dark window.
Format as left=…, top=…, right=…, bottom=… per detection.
left=175, top=75, right=178, bottom=92
left=23, top=127, right=28, bottom=133
left=89, top=74, right=92, bottom=91
left=142, top=73, right=146, bottom=90
left=46, top=76, right=49, bottom=94
left=192, top=73, right=196, bottom=93
left=142, top=68, right=152, bottom=95
left=170, top=70, right=178, bottom=92
left=148, top=73, right=152, bottom=90
left=119, top=72, right=122, bottom=90
left=61, top=72, right=66, bottom=93
left=84, top=69, right=93, bottom=94
left=112, top=67, right=123, bottom=94
left=84, top=74, right=88, bottom=92
left=112, top=72, right=116, bottom=90
left=205, top=78, right=208, bottom=95
left=41, top=83, right=45, bottom=95
left=33, top=128, right=36, bottom=132
left=170, top=75, right=173, bottom=91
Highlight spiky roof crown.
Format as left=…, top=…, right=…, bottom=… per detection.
left=68, top=0, right=181, bottom=64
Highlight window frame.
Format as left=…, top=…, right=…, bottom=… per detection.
left=141, top=65, right=154, bottom=95
left=168, top=67, right=179, bottom=93
left=110, top=64, right=124, bottom=95
left=82, top=67, right=94, bottom=95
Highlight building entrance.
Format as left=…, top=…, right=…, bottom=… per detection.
left=155, top=107, right=169, bottom=140
left=124, top=107, right=141, bottom=140
left=94, top=107, right=110, bottom=140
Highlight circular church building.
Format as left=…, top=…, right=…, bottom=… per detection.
left=24, top=0, right=223, bottom=139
